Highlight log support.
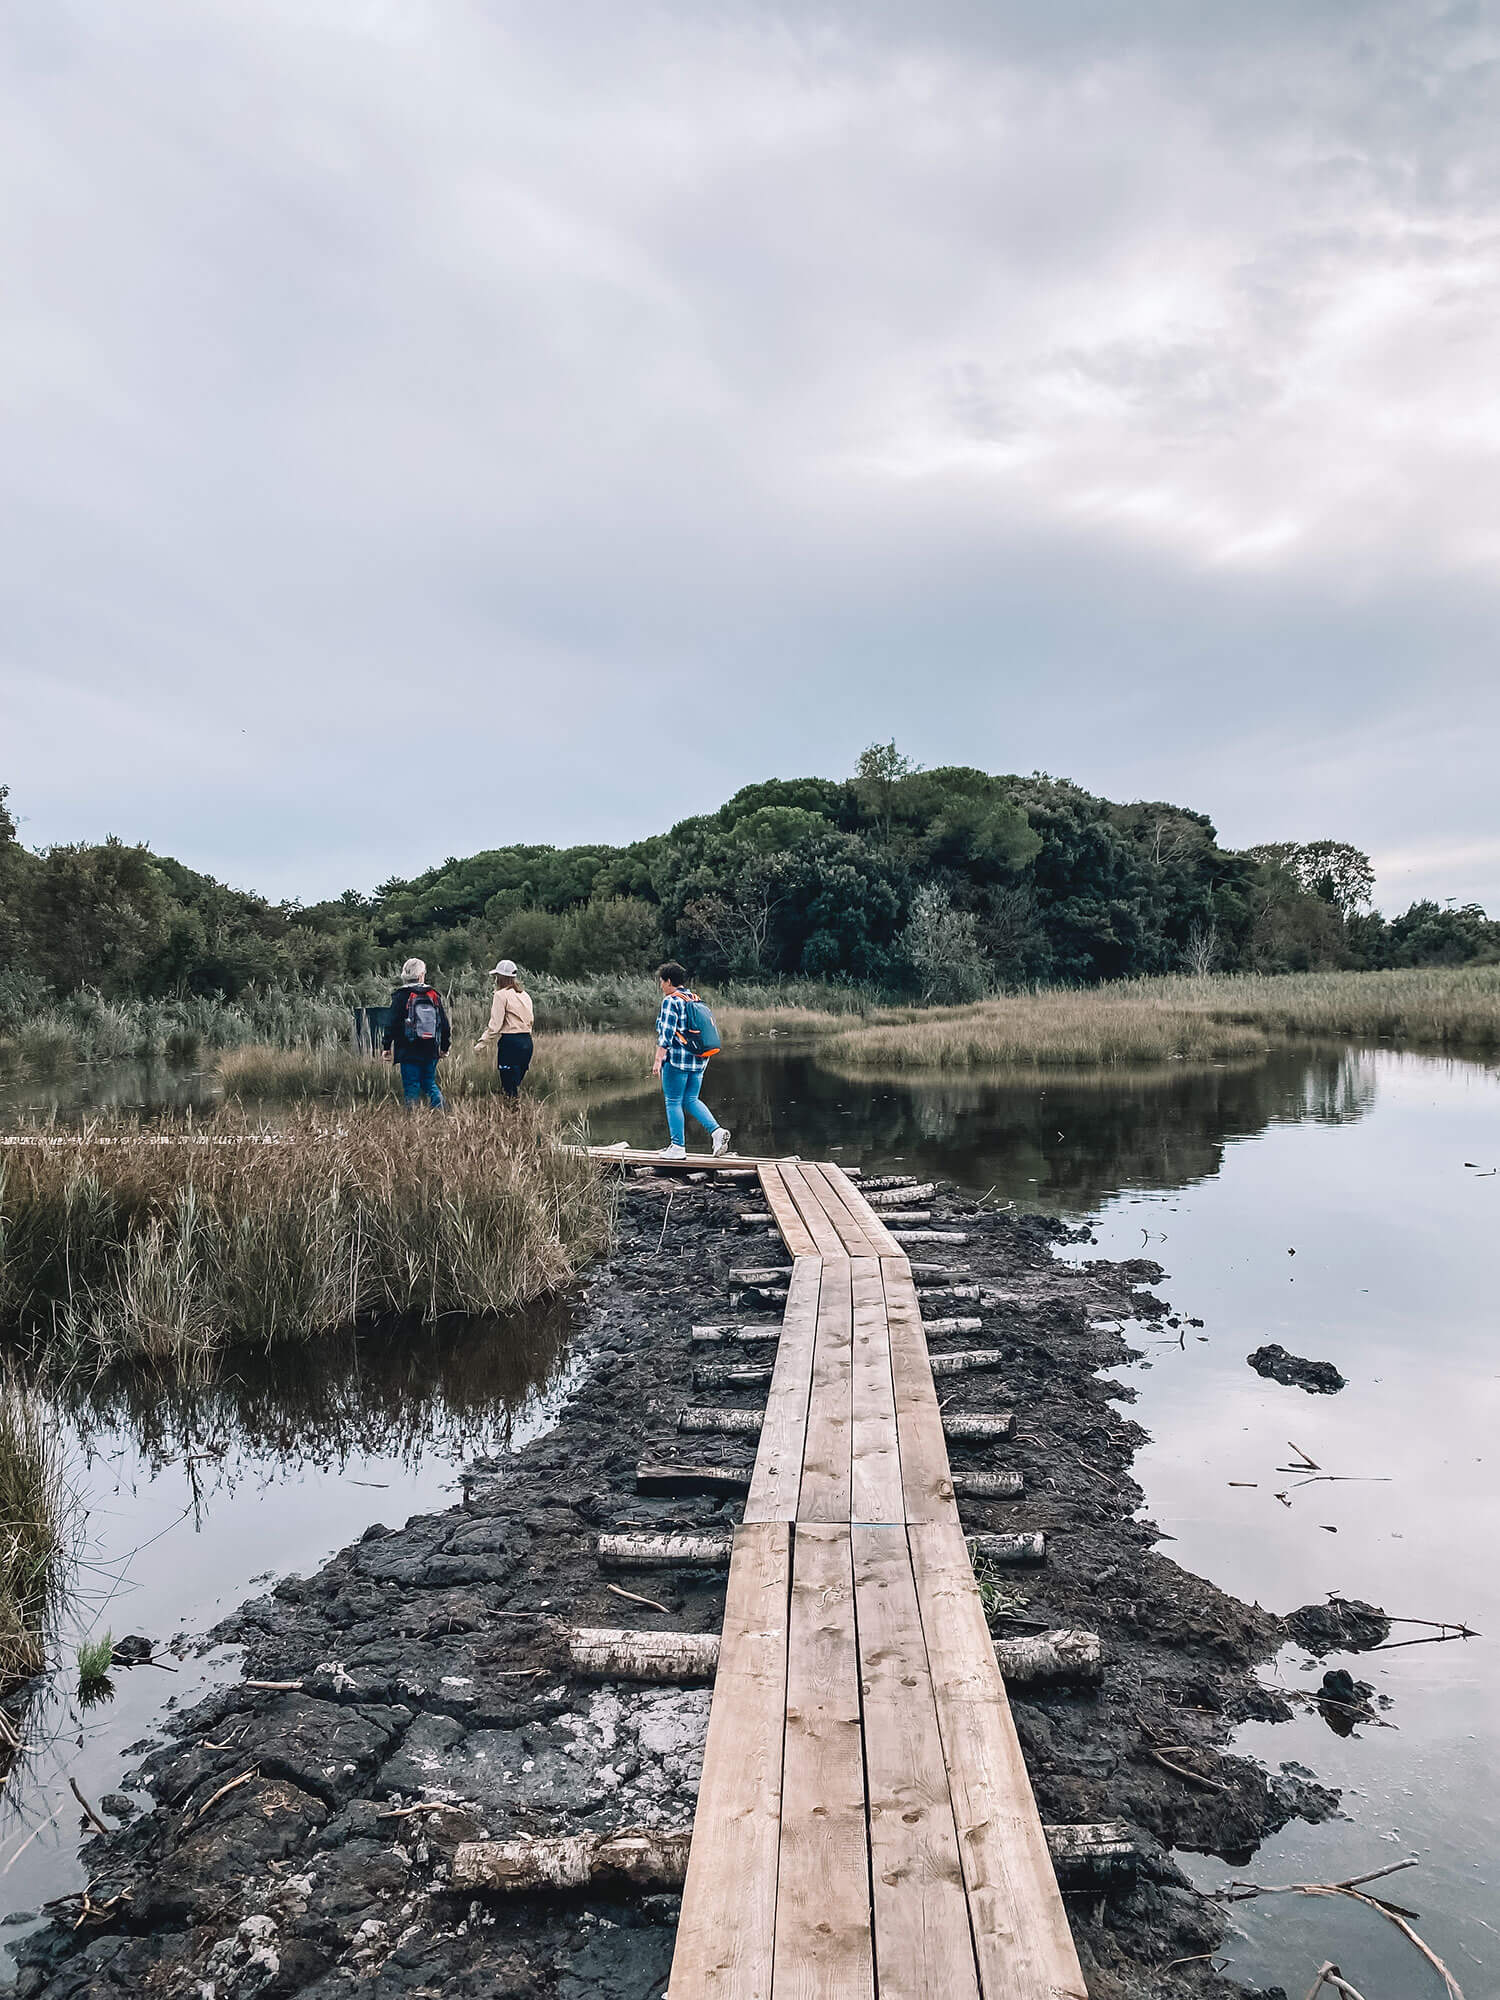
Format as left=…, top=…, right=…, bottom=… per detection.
left=597, top=1532, right=733, bottom=1570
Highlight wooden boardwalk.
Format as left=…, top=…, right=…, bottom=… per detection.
left=667, top=1161, right=1087, bottom=2000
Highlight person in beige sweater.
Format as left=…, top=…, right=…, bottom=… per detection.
left=473, top=959, right=535, bottom=1097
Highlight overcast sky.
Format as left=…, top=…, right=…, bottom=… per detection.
left=3, top=0, right=1498, bottom=910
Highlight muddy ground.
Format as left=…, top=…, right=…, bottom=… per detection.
left=8, top=1174, right=1359, bottom=2000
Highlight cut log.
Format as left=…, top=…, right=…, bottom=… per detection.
left=453, top=1828, right=693, bottom=1893
left=858, top=1175, right=920, bottom=1192
left=940, top=1412, right=1016, bottom=1442
left=690, top=1323, right=781, bottom=1344
left=921, top=1316, right=982, bottom=1335
left=568, top=1628, right=719, bottom=1682
left=742, top=1287, right=787, bottom=1304
left=450, top=1819, right=1133, bottom=1897
left=728, top=1266, right=792, bottom=1286
left=952, top=1470, right=1024, bottom=1500
left=928, top=1349, right=1006, bottom=1377
left=863, top=1209, right=931, bottom=1225
left=866, top=1181, right=936, bottom=1204
left=597, top=1532, right=733, bottom=1571
left=918, top=1285, right=980, bottom=1304
left=911, top=1263, right=973, bottom=1281
left=635, top=1461, right=752, bottom=1496
left=679, top=1407, right=763, bottom=1436
left=892, top=1229, right=971, bottom=1245
left=966, top=1532, right=1047, bottom=1566
left=735, top=1212, right=773, bottom=1228
left=993, top=1629, right=1103, bottom=1688
left=691, top=1362, right=774, bottom=1390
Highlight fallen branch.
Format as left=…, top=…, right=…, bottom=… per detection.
left=68, top=1780, right=111, bottom=1838
left=1304, top=1966, right=1369, bottom=2000
left=1218, top=1859, right=1463, bottom=1999
left=606, top=1582, right=670, bottom=1616
left=181, top=1767, right=259, bottom=1832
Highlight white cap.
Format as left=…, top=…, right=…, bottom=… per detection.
left=490, top=959, right=519, bottom=976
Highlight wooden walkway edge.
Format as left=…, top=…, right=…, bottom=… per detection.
left=666, top=1162, right=1088, bottom=2000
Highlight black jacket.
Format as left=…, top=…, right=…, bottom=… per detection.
left=381, top=982, right=452, bottom=1062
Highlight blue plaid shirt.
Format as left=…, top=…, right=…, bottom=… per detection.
left=656, top=992, right=707, bottom=1074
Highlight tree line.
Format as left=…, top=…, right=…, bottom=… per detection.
left=2, top=749, right=1494, bottom=1005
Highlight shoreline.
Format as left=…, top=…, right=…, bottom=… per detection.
left=8, top=1175, right=1345, bottom=2000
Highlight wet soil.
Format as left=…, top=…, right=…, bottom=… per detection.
left=9, top=1176, right=1347, bottom=2000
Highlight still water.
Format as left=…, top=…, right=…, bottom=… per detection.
left=3, top=1041, right=1496, bottom=1996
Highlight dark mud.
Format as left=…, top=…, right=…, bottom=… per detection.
left=1246, top=1344, right=1346, bottom=1395
left=9, top=1176, right=1352, bottom=2000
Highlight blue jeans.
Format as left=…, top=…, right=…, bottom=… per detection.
left=398, top=1055, right=444, bottom=1110
left=661, top=1063, right=719, bottom=1146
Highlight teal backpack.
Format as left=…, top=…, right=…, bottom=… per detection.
left=679, top=992, right=723, bottom=1059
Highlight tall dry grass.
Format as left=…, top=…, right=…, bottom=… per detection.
left=215, top=1029, right=656, bottom=1105
left=0, top=1380, right=67, bottom=1711
left=824, top=966, right=1500, bottom=1070
left=0, top=1102, right=611, bottom=1372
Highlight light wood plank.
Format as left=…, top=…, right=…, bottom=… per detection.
left=772, top=1524, right=874, bottom=1999
left=817, top=1164, right=903, bottom=1258
left=850, top=1525, right=981, bottom=2000
left=744, top=1260, right=822, bottom=1525
left=909, top=1522, right=1088, bottom=2000
left=881, top=1260, right=961, bottom=1527
left=781, top=1167, right=853, bottom=1262
left=850, top=1258, right=904, bottom=1525
left=670, top=1521, right=792, bottom=2000
left=757, top=1166, right=821, bottom=1259
left=798, top=1258, right=854, bottom=1522
left=797, top=1164, right=882, bottom=1259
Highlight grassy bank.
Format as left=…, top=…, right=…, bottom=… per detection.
left=0, top=1381, right=66, bottom=1731
left=0, top=1102, right=611, bottom=1372
left=215, top=1029, right=656, bottom=1105
left=825, top=966, right=1500, bottom=1070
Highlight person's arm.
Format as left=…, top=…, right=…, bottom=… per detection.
left=474, top=988, right=505, bottom=1053
left=653, top=994, right=676, bottom=1075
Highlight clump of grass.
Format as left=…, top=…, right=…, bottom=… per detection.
left=0, top=1101, right=612, bottom=1373
left=0, top=1380, right=68, bottom=1715
left=825, top=966, right=1500, bottom=1071
left=76, top=1631, right=113, bottom=1695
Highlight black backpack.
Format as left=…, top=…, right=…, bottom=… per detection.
left=404, top=987, right=442, bottom=1043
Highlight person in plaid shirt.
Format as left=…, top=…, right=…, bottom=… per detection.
left=652, top=961, right=732, bottom=1160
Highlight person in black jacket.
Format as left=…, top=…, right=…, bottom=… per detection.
left=380, top=957, right=452, bottom=1109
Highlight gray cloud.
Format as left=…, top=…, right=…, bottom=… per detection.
left=2, top=0, right=1497, bottom=908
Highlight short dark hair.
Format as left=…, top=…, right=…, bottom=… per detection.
left=657, top=961, right=688, bottom=986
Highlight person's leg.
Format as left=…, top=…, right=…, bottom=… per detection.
left=681, top=1069, right=720, bottom=1134
left=427, top=1059, right=444, bottom=1109
left=497, top=1033, right=531, bottom=1099
left=661, top=1064, right=687, bottom=1146
left=398, top=1060, right=421, bottom=1108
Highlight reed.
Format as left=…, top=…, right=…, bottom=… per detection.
left=825, top=967, right=1500, bottom=1070
left=215, top=1029, right=656, bottom=1105
left=0, top=1102, right=611, bottom=1372
left=0, top=1378, right=68, bottom=1706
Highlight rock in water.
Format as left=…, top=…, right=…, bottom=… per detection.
left=1286, top=1597, right=1391, bottom=1653
left=1247, top=1343, right=1345, bottom=1394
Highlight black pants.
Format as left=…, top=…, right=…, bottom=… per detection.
left=496, top=1032, right=534, bottom=1098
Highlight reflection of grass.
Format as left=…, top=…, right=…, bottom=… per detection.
left=0, top=1101, right=610, bottom=1372
left=824, top=967, right=1500, bottom=1070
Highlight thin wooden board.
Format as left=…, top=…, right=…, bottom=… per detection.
left=780, top=1167, right=853, bottom=1263
left=881, top=1260, right=960, bottom=1527
left=850, top=1257, right=904, bottom=1526
left=669, top=1521, right=793, bottom=2000
left=772, top=1523, right=874, bottom=1999
left=757, top=1166, right=821, bottom=1259
left=744, top=1260, right=823, bottom=1525
left=909, top=1522, right=1088, bottom=2000
left=816, top=1164, right=903, bottom=1258
left=797, top=1258, right=854, bottom=1522
left=581, top=1146, right=784, bottom=1171
left=850, top=1524, right=982, bottom=2000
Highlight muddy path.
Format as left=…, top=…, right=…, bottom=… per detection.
left=9, top=1175, right=1341, bottom=2000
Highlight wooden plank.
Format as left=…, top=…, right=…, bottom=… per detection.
left=850, top=1524, right=981, bottom=2000
left=780, top=1167, right=851, bottom=1263
left=796, top=1163, right=882, bottom=1259
left=817, top=1164, right=903, bottom=1258
left=669, top=1521, right=792, bottom=2000
left=850, top=1257, right=904, bottom=1525
left=909, top=1521, right=1088, bottom=2000
left=772, top=1524, right=874, bottom=1999
left=582, top=1146, right=773, bottom=1171
left=797, top=1257, right=854, bottom=1522
left=757, top=1166, right=820, bottom=1259
left=744, top=1260, right=822, bottom=1525
left=881, top=1260, right=961, bottom=1527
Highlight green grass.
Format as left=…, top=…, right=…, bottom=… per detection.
left=0, top=1380, right=68, bottom=1724
left=0, top=1100, right=612, bottom=1373
left=76, top=1631, right=113, bottom=1693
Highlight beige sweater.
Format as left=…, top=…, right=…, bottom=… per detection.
left=476, top=986, right=535, bottom=1047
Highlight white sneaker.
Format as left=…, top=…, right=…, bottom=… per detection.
left=711, top=1127, right=733, bottom=1157
left=656, top=1144, right=688, bottom=1160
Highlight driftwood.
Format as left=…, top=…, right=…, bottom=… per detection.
left=451, top=1819, right=1134, bottom=1897
left=567, top=1628, right=719, bottom=1683
left=941, top=1412, right=1016, bottom=1442
left=921, top=1316, right=982, bottom=1335
left=690, top=1323, right=781, bottom=1344
left=966, top=1531, right=1047, bottom=1566
left=635, top=1461, right=752, bottom=1496
left=994, top=1630, right=1103, bottom=1688
left=928, top=1349, right=1005, bottom=1377
left=692, top=1362, right=774, bottom=1390
left=678, top=1407, right=763, bottom=1437
left=597, top=1532, right=733, bottom=1570
left=1218, top=1858, right=1464, bottom=1999
left=953, top=1470, right=1024, bottom=1499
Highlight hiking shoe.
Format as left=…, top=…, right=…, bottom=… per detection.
left=656, top=1144, right=688, bottom=1160
left=711, top=1127, right=733, bottom=1157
